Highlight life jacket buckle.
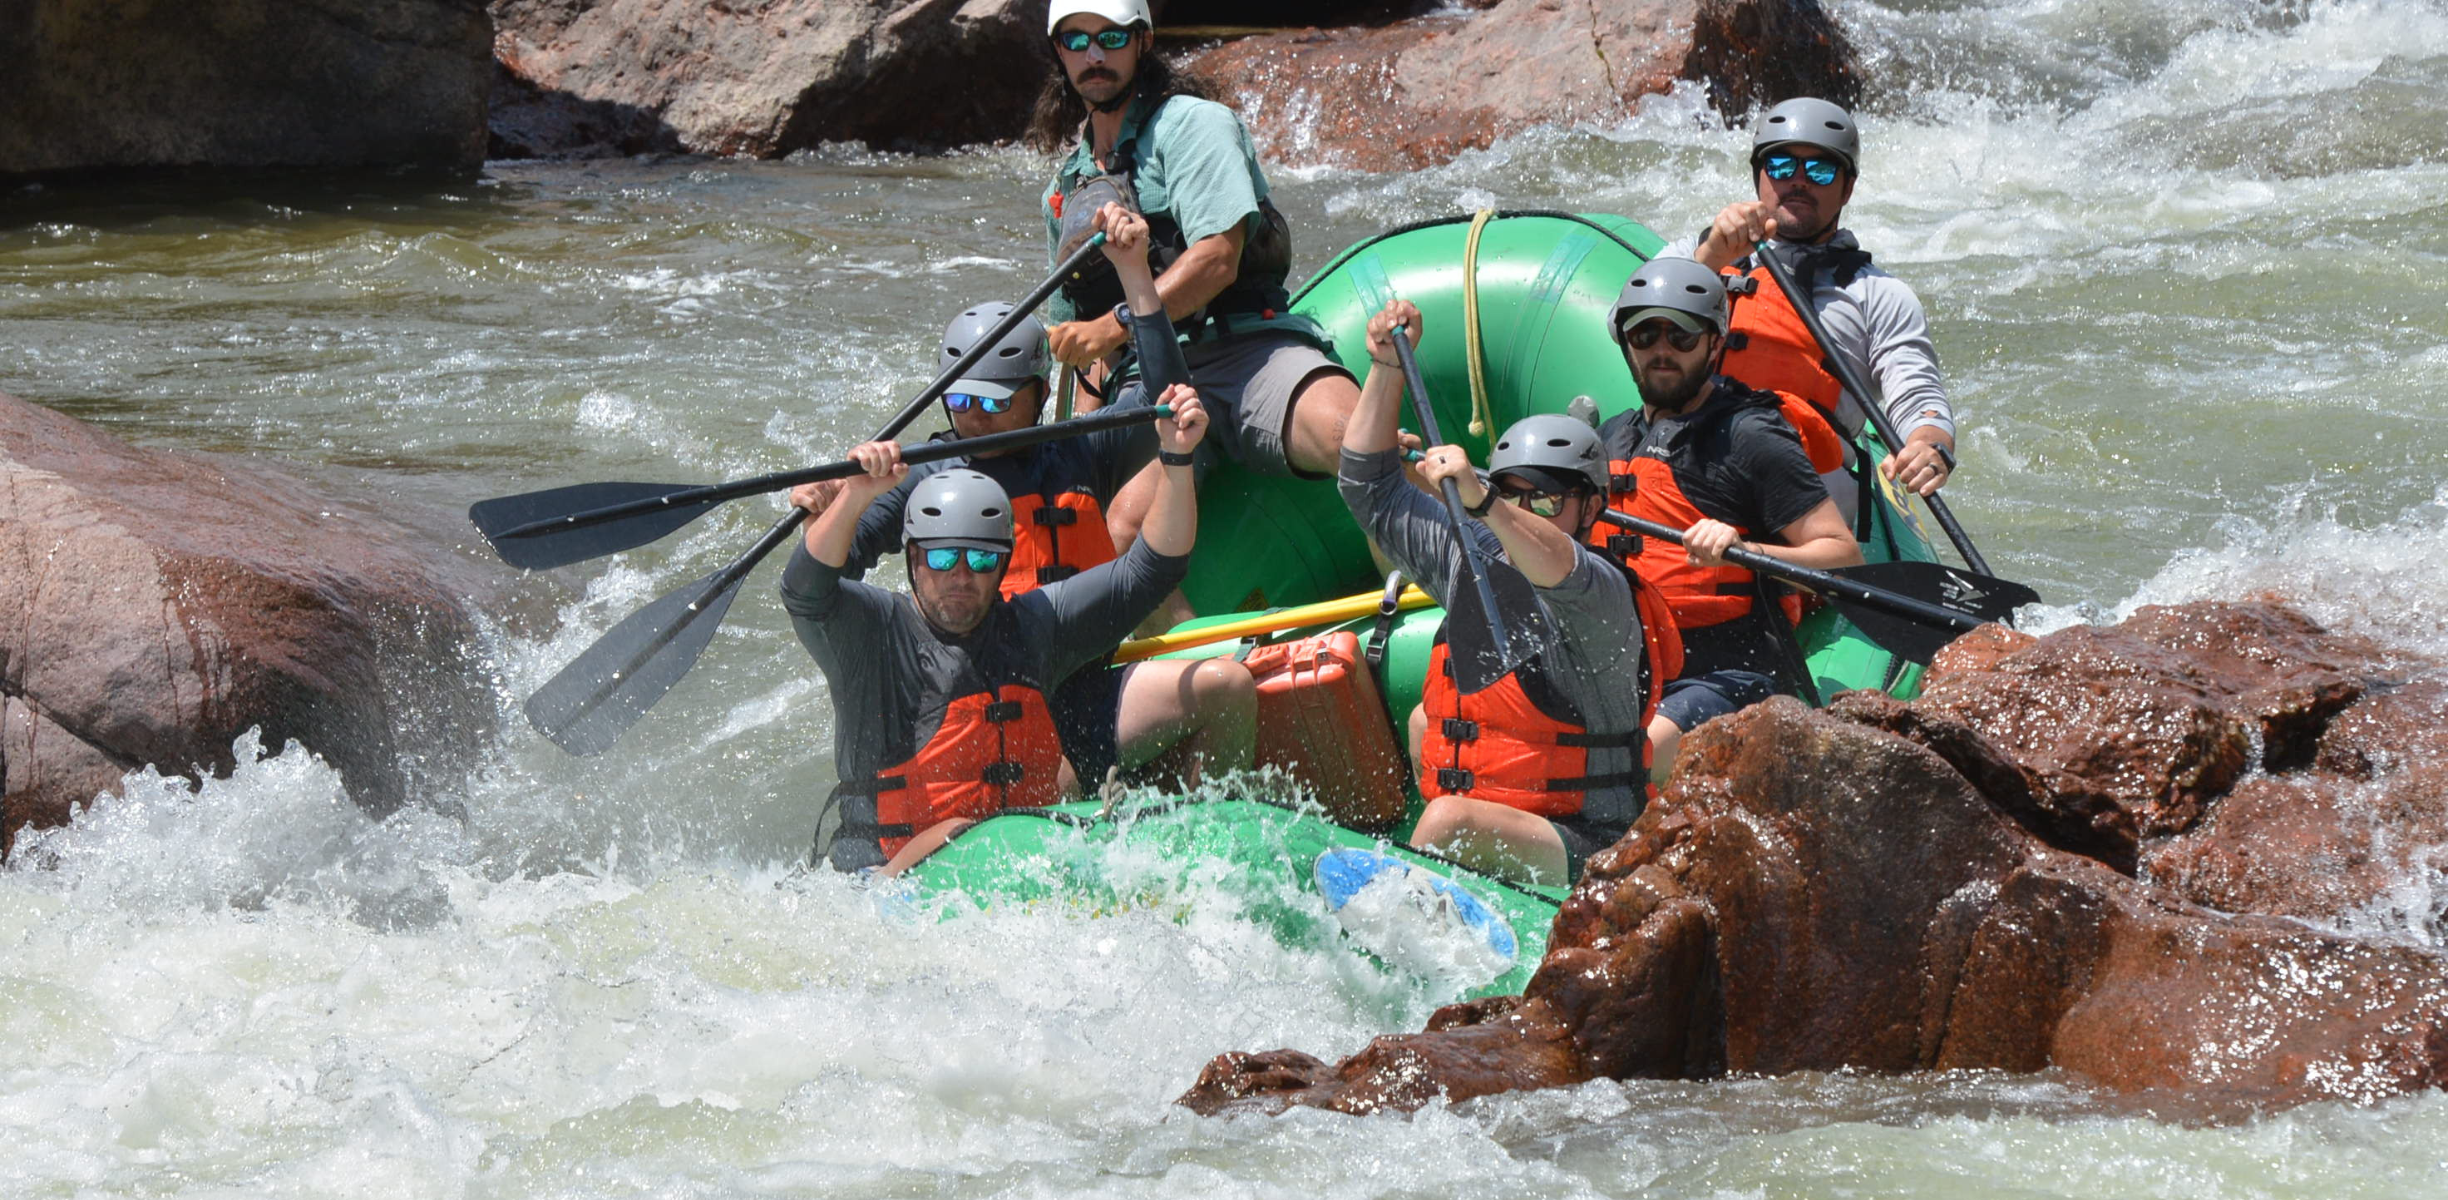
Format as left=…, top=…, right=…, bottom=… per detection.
left=982, top=701, right=1024, bottom=724
left=1607, top=533, right=1644, bottom=560
left=1032, top=506, right=1078, bottom=527
left=1607, top=472, right=1637, bottom=492
left=1441, top=717, right=1480, bottom=742
left=1436, top=767, right=1475, bottom=792
left=981, top=761, right=1026, bottom=786
left=1037, top=565, right=1081, bottom=583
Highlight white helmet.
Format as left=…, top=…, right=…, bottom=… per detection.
left=902, top=469, right=1014, bottom=552
left=1047, top=0, right=1152, bottom=36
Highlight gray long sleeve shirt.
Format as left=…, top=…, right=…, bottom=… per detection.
left=1665, top=232, right=1956, bottom=444
left=1337, top=446, right=1650, bottom=825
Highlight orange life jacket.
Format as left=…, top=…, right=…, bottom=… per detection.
left=838, top=685, right=1062, bottom=859
left=1723, top=264, right=1846, bottom=422
left=1001, top=488, right=1117, bottom=598
left=1592, top=390, right=1807, bottom=633
left=1416, top=636, right=1651, bottom=820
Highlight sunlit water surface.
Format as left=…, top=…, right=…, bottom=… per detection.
left=4, top=0, right=2448, bottom=1194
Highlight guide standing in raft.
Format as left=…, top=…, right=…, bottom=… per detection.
left=782, top=388, right=1224, bottom=876
left=1342, top=300, right=1660, bottom=887
left=1027, top=0, right=1359, bottom=483
left=1678, top=97, right=1960, bottom=510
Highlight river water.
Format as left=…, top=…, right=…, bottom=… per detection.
left=5, top=0, right=2448, bottom=1194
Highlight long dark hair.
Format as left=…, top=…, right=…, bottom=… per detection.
left=1022, top=38, right=1215, bottom=153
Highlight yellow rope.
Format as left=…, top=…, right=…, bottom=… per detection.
left=1461, top=208, right=1495, bottom=439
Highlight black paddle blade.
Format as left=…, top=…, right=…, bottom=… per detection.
left=471, top=482, right=720, bottom=570
left=1840, top=560, right=2039, bottom=623
left=1438, top=558, right=1553, bottom=693
left=1825, top=560, right=2040, bottom=666
left=523, top=569, right=744, bottom=756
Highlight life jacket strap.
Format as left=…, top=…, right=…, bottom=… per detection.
left=982, top=700, right=1025, bottom=724
left=1539, top=769, right=1645, bottom=792
left=1440, top=717, right=1480, bottom=743
left=1032, top=506, right=1079, bottom=527
left=1554, top=729, right=1645, bottom=750
left=980, top=761, right=1028, bottom=787
left=1036, top=564, right=1082, bottom=584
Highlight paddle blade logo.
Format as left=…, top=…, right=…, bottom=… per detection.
left=1939, top=569, right=1988, bottom=611
left=1314, top=848, right=1517, bottom=987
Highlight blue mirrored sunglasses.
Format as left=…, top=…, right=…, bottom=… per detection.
left=922, top=546, right=1007, bottom=574
left=944, top=392, right=1014, bottom=414
left=1055, top=28, right=1135, bottom=52
left=1760, top=153, right=1844, bottom=186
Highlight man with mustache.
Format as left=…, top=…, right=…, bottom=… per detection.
left=1593, top=256, right=1862, bottom=778
left=1677, top=98, right=1959, bottom=515
left=1025, top=0, right=1358, bottom=490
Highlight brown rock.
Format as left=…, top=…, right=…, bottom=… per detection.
left=488, top=0, right=1047, bottom=159
left=1916, top=621, right=2254, bottom=850
left=2117, top=602, right=2405, bottom=769
left=0, top=392, right=503, bottom=855
left=0, top=0, right=492, bottom=178
left=1183, top=0, right=1862, bottom=171
left=1184, top=689, right=2448, bottom=1116
left=2141, top=768, right=2448, bottom=928
left=2317, top=678, right=2448, bottom=780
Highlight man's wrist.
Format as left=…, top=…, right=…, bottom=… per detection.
left=1158, top=448, right=1195, bottom=467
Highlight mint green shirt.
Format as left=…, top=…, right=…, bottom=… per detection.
left=1041, top=93, right=1322, bottom=343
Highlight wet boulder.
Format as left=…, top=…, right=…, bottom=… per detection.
left=0, top=0, right=492, bottom=178
left=1184, top=608, right=2448, bottom=1117
left=0, top=392, right=502, bottom=855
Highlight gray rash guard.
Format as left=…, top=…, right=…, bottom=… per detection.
left=780, top=536, right=1187, bottom=870
left=1338, top=446, right=1650, bottom=826
left=1664, top=232, right=1955, bottom=444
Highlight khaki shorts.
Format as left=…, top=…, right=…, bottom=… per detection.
left=1181, top=329, right=1350, bottom=478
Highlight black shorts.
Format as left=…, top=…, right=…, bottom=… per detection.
left=1655, top=669, right=1779, bottom=734
left=1049, top=661, right=1127, bottom=786
left=1547, top=812, right=1631, bottom=881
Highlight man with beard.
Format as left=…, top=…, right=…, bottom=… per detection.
left=1675, top=98, right=1959, bottom=509
left=1025, top=0, right=1358, bottom=485
left=781, top=390, right=1241, bottom=876
left=1592, top=256, right=1862, bottom=777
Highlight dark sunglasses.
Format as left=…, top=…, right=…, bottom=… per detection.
left=1622, top=321, right=1707, bottom=352
left=1760, top=153, right=1845, bottom=187
left=922, top=546, right=1007, bottom=574
left=1055, top=28, right=1135, bottom=52
left=1498, top=486, right=1572, bottom=519
left=944, top=392, right=1014, bottom=414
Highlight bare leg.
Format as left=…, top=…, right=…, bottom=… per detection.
left=1114, top=658, right=1258, bottom=787
left=1406, top=702, right=1427, bottom=761
left=1282, top=368, right=1360, bottom=478
left=877, top=817, right=976, bottom=876
left=1647, top=713, right=1682, bottom=785
left=1409, top=795, right=1569, bottom=885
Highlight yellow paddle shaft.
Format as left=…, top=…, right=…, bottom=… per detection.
left=1111, top=586, right=1434, bottom=664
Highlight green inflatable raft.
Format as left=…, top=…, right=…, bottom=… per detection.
left=907, top=211, right=1941, bottom=1001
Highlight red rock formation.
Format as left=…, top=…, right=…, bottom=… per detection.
left=1, top=392, right=504, bottom=855
left=487, top=1, right=1860, bottom=169
left=1184, top=0, right=1861, bottom=172
left=1183, top=604, right=2448, bottom=1117
left=0, top=0, right=492, bottom=179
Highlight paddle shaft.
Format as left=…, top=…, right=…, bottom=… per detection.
left=1387, top=325, right=1512, bottom=646
left=551, top=234, right=1111, bottom=729
left=1113, top=586, right=1434, bottom=664
left=493, top=401, right=1165, bottom=543
left=1748, top=240, right=1993, bottom=577
left=1595, top=510, right=1983, bottom=633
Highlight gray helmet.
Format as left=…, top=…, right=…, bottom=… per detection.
left=902, top=468, right=1013, bottom=551
left=940, top=303, right=1048, bottom=401
left=1752, top=97, right=1859, bottom=175
left=1608, top=256, right=1729, bottom=344
left=1489, top=413, right=1607, bottom=496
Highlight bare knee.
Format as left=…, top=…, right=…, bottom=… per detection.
left=1647, top=714, right=1682, bottom=785
left=1406, top=703, right=1427, bottom=761
left=1410, top=795, right=1472, bottom=848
